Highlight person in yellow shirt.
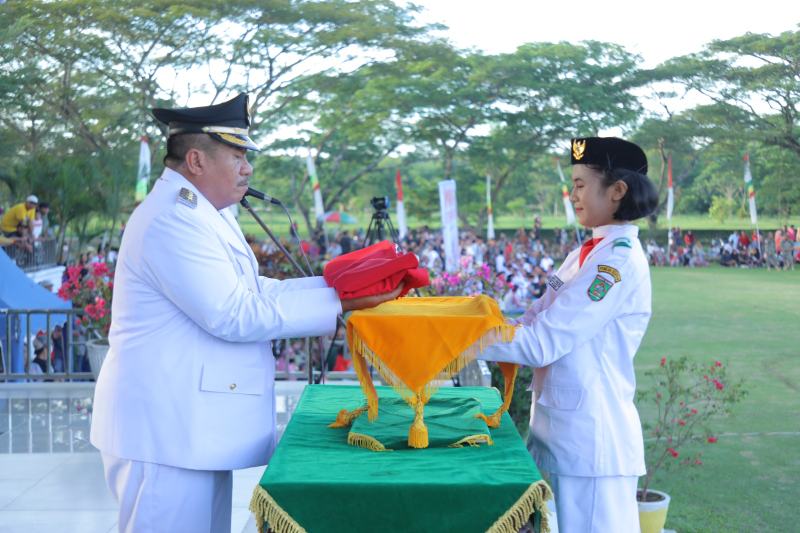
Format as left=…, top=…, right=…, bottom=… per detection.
left=1, top=195, right=38, bottom=236
left=1, top=195, right=38, bottom=255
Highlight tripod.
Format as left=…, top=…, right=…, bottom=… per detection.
left=363, top=207, right=400, bottom=247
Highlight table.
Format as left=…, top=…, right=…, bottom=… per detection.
left=250, top=385, right=552, bottom=533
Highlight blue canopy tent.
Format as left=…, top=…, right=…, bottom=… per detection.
left=0, top=248, right=71, bottom=374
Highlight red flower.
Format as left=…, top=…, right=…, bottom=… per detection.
left=678, top=419, right=687, bottom=426
left=707, top=436, right=718, bottom=443
left=714, top=360, right=723, bottom=367
left=694, top=459, right=703, bottom=465
left=86, top=279, right=96, bottom=290
left=660, top=357, right=666, bottom=367
left=690, top=408, right=698, bottom=415
left=67, top=266, right=81, bottom=282
left=92, top=262, right=109, bottom=277
left=667, top=447, right=679, bottom=458
left=713, top=379, right=724, bottom=391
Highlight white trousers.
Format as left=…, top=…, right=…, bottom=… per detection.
left=101, top=452, right=233, bottom=533
left=548, top=473, right=640, bottom=533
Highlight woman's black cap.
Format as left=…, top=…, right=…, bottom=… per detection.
left=570, top=137, right=647, bottom=174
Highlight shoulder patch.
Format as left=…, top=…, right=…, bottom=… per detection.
left=612, top=237, right=632, bottom=249
left=598, top=264, right=621, bottom=283
left=588, top=275, right=613, bottom=301
left=548, top=275, right=564, bottom=291
left=177, top=188, right=197, bottom=208
left=588, top=264, right=620, bottom=302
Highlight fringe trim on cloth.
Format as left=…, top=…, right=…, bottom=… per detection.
left=328, top=405, right=368, bottom=428
left=351, top=324, right=516, bottom=419
left=249, top=485, right=308, bottom=533
left=347, top=431, right=391, bottom=451
left=449, top=434, right=494, bottom=448
left=486, top=480, right=553, bottom=533
left=476, top=362, right=519, bottom=428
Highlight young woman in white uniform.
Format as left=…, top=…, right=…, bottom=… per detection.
left=479, top=137, right=659, bottom=533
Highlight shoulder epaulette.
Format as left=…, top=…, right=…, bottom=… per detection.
left=612, top=237, right=632, bottom=249
left=177, top=188, right=197, bottom=209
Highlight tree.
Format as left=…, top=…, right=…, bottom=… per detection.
left=651, top=29, right=800, bottom=159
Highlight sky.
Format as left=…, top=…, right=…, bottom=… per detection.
left=410, top=0, right=800, bottom=67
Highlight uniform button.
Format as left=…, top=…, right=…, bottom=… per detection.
left=229, top=383, right=237, bottom=390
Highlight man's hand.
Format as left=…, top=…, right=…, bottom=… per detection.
left=340, top=282, right=405, bottom=313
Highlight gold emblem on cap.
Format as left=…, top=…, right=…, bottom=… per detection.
left=177, top=187, right=197, bottom=208
left=572, top=139, right=586, bottom=161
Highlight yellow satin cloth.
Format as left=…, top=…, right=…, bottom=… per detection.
left=333, top=295, right=519, bottom=448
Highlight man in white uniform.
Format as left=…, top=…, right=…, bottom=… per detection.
left=90, top=94, right=401, bottom=533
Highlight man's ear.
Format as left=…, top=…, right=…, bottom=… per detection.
left=183, top=148, right=206, bottom=175
left=611, top=179, right=628, bottom=202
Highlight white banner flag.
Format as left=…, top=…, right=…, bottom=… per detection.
left=135, top=136, right=151, bottom=203
left=556, top=160, right=576, bottom=225
left=486, top=175, right=495, bottom=240
left=743, top=153, right=758, bottom=225
left=306, top=152, right=325, bottom=220
left=395, top=169, right=407, bottom=240
left=438, top=179, right=459, bottom=272
left=666, top=155, right=674, bottom=222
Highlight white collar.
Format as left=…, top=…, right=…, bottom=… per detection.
left=592, top=223, right=639, bottom=240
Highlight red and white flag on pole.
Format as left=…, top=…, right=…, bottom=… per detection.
left=395, top=169, right=407, bottom=240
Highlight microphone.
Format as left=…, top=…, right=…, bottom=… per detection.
left=244, top=187, right=282, bottom=205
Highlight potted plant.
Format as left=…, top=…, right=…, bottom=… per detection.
left=636, top=356, right=746, bottom=533
left=58, top=261, right=114, bottom=379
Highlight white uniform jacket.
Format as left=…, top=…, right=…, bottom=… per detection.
left=480, top=224, right=649, bottom=477
left=90, top=168, right=341, bottom=471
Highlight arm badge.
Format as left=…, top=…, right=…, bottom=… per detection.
left=588, top=265, right=621, bottom=301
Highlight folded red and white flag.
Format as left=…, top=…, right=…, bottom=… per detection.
left=323, top=240, right=429, bottom=299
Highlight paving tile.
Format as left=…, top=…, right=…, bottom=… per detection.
left=0, top=510, right=117, bottom=533
left=0, top=454, right=68, bottom=481
left=6, top=454, right=115, bottom=511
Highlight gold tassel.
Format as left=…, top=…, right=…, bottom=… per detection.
left=407, top=393, right=429, bottom=448
left=477, top=362, right=519, bottom=428
left=249, top=485, right=308, bottom=533
left=449, top=434, right=494, bottom=447
left=347, top=432, right=391, bottom=451
left=328, top=405, right=368, bottom=428
left=486, top=480, right=553, bottom=533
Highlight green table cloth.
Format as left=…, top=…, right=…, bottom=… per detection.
left=250, top=385, right=552, bottom=533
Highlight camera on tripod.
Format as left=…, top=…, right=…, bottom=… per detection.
left=370, top=196, right=390, bottom=212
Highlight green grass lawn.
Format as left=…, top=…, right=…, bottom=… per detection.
left=236, top=208, right=791, bottom=240
left=635, top=267, right=799, bottom=532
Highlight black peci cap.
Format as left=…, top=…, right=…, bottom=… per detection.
left=570, top=137, right=647, bottom=174
left=151, top=93, right=260, bottom=151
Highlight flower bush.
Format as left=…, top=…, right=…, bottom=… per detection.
left=57, top=262, right=114, bottom=336
left=421, top=262, right=513, bottom=300
left=636, top=356, right=746, bottom=500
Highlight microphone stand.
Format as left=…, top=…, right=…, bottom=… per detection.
left=240, top=197, right=309, bottom=277
left=240, top=196, right=346, bottom=385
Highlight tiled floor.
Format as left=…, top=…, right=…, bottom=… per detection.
left=0, top=380, right=559, bottom=533
left=0, top=381, right=308, bottom=533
